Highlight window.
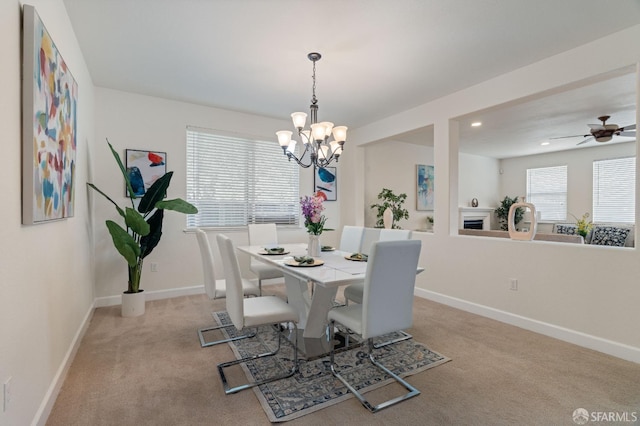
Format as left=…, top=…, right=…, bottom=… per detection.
left=526, top=165, right=567, bottom=221
left=186, top=127, right=300, bottom=228
left=592, top=156, right=635, bottom=223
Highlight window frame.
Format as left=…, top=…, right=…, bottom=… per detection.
left=185, top=126, right=301, bottom=230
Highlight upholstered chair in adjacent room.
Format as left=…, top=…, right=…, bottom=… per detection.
left=328, top=240, right=422, bottom=412
left=195, top=229, right=260, bottom=347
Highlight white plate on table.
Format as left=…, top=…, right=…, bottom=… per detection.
left=258, top=248, right=290, bottom=255
left=345, top=253, right=368, bottom=262
left=284, top=259, right=325, bottom=267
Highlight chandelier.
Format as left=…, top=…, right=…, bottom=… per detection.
left=276, top=52, right=347, bottom=168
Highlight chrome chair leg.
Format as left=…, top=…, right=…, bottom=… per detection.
left=373, top=330, right=413, bottom=349
left=217, top=323, right=299, bottom=394
left=329, top=320, right=420, bottom=413
left=198, top=323, right=257, bottom=348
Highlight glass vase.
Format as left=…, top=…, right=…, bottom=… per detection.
left=308, top=234, right=321, bottom=257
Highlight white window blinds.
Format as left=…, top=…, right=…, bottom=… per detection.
left=592, top=156, right=635, bottom=223
left=186, top=127, right=300, bottom=228
left=526, top=165, right=567, bottom=221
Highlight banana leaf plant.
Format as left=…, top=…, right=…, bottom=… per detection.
left=87, top=141, right=198, bottom=293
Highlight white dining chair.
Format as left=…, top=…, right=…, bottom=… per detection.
left=339, top=225, right=364, bottom=254
left=344, top=228, right=412, bottom=305
left=248, top=223, right=284, bottom=295
left=216, top=234, right=300, bottom=394
left=195, top=229, right=260, bottom=348
left=379, top=228, right=412, bottom=241
left=328, top=239, right=422, bottom=412
left=359, top=227, right=381, bottom=256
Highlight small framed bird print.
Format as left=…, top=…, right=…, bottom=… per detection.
left=314, top=166, right=337, bottom=201
left=125, top=149, right=167, bottom=198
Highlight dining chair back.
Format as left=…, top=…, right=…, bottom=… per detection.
left=360, top=227, right=381, bottom=255
left=328, top=239, right=422, bottom=412
left=216, top=234, right=300, bottom=394
left=195, top=229, right=223, bottom=299
left=362, top=240, right=420, bottom=337
left=344, top=228, right=412, bottom=305
left=339, top=225, right=364, bottom=253
left=195, top=229, right=260, bottom=348
left=248, top=223, right=284, bottom=295
left=379, top=228, right=412, bottom=242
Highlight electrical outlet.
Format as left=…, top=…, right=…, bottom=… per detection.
left=3, top=377, right=11, bottom=412
left=150, top=262, right=158, bottom=272
left=510, top=279, right=518, bottom=291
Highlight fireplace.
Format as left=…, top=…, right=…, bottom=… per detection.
left=464, top=219, right=484, bottom=229
left=459, top=208, right=493, bottom=230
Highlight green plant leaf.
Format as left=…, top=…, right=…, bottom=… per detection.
left=107, top=140, right=137, bottom=201
left=106, top=220, right=140, bottom=266
left=155, top=198, right=198, bottom=214
left=124, top=207, right=150, bottom=236
left=86, top=183, right=125, bottom=218
left=140, top=209, right=164, bottom=258
left=139, top=172, right=173, bottom=214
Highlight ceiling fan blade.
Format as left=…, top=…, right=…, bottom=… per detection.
left=621, top=124, right=636, bottom=131
left=618, top=131, right=636, bottom=137
left=576, top=137, right=594, bottom=146
left=549, top=134, right=589, bottom=140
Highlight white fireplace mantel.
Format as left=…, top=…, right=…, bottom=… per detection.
left=459, top=207, right=494, bottom=230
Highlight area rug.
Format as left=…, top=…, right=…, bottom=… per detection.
left=213, top=311, right=451, bottom=422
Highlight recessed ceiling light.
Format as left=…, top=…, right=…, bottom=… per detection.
left=471, top=122, right=482, bottom=127
left=541, top=141, right=550, bottom=146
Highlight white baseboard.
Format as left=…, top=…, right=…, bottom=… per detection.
left=33, top=301, right=96, bottom=426
left=414, top=288, right=640, bottom=364
left=94, top=285, right=206, bottom=308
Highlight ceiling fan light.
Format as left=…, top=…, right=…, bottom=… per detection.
left=596, top=136, right=612, bottom=143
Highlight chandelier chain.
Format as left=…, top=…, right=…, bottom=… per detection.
left=311, top=59, right=317, bottom=106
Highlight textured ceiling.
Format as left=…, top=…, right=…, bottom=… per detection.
left=62, top=0, right=640, bottom=157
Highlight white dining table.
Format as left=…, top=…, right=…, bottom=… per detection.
left=237, top=244, right=367, bottom=339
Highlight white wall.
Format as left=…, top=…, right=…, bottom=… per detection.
left=350, top=25, right=640, bottom=362
left=0, top=1, right=94, bottom=424
left=363, top=140, right=500, bottom=230
left=92, top=88, right=341, bottom=300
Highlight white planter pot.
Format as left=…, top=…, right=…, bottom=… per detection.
left=121, top=290, right=145, bottom=317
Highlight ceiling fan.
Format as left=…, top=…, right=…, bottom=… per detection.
left=551, top=115, right=636, bottom=145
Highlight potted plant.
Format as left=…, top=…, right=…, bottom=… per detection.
left=426, top=215, right=434, bottom=231
left=370, top=188, right=409, bottom=229
left=87, top=141, right=198, bottom=316
left=495, top=196, right=524, bottom=231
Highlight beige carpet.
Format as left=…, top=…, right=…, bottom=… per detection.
left=47, top=285, right=640, bottom=425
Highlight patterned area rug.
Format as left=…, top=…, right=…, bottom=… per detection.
left=213, top=311, right=450, bottom=422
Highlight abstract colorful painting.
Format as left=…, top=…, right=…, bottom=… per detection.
left=22, top=5, right=78, bottom=224
left=314, top=166, right=337, bottom=201
left=125, top=150, right=167, bottom=197
left=417, top=164, right=434, bottom=210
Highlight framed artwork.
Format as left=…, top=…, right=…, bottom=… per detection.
left=314, top=166, right=337, bottom=201
left=417, top=164, right=434, bottom=210
left=125, top=149, right=167, bottom=197
left=22, top=5, right=78, bottom=225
